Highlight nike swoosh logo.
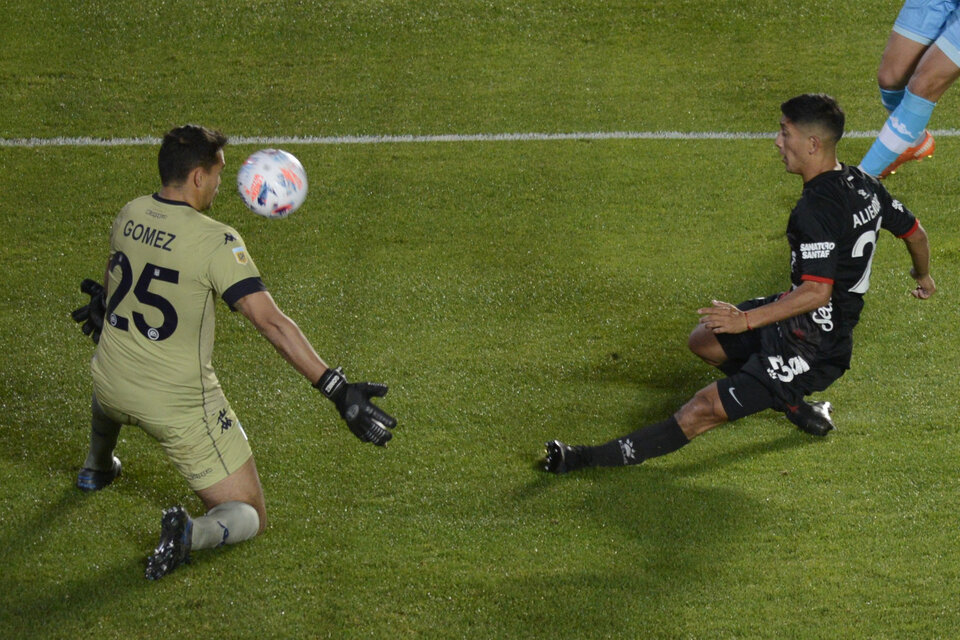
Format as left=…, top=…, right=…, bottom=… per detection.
left=729, top=387, right=744, bottom=407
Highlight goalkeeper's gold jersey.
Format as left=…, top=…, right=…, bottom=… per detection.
left=91, top=194, right=265, bottom=426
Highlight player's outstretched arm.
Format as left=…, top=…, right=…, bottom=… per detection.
left=234, top=290, right=397, bottom=445
left=902, top=223, right=935, bottom=299
left=234, top=290, right=327, bottom=381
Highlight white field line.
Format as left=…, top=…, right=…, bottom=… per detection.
left=3, top=129, right=960, bottom=148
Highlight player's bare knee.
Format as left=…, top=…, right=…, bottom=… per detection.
left=687, top=328, right=700, bottom=355
left=687, top=325, right=708, bottom=357
left=877, top=66, right=907, bottom=92
left=688, top=325, right=724, bottom=367
left=696, top=387, right=727, bottom=422
left=677, top=387, right=727, bottom=438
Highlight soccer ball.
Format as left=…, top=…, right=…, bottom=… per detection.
left=236, top=149, right=308, bottom=218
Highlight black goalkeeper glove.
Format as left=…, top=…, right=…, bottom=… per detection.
left=314, top=367, right=397, bottom=446
left=71, top=279, right=106, bottom=344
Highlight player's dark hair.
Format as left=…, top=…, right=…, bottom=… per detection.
left=158, top=124, right=228, bottom=186
left=780, top=94, right=845, bottom=143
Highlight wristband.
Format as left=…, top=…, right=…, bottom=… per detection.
left=744, top=311, right=753, bottom=331
left=314, top=367, right=347, bottom=399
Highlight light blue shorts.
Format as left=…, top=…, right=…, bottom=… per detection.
left=894, top=0, right=960, bottom=65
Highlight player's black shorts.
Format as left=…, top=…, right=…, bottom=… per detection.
left=714, top=293, right=851, bottom=421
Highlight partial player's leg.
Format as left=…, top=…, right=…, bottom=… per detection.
left=861, top=45, right=956, bottom=177
left=907, top=42, right=960, bottom=100
left=145, top=456, right=265, bottom=580
left=544, top=383, right=729, bottom=473
left=688, top=322, right=729, bottom=369
left=877, top=32, right=930, bottom=96
left=675, top=382, right=729, bottom=438
left=690, top=295, right=770, bottom=376
left=76, top=395, right=123, bottom=491
left=860, top=3, right=956, bottom=176
left=194, top=455, right=266, bottom=537
left=692, top=322, right=836, bottom=435
left=143, top=403, right=265, bottom=579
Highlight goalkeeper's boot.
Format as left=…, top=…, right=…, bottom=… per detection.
left=145, top=506, right=193, bottom=580
left=76, top=456, right=121, bottom=492
left=880, top=130, right=935, bottom=178
left=544, top=440, right=588, bottom=474
left=785, top=400, right=834, bottom=437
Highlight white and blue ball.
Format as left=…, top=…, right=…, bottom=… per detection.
left=237, top=149, right=308, bottom=219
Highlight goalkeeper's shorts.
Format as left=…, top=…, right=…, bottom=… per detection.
left=93, top=395, right=253, bottom=491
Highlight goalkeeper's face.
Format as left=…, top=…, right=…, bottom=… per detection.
left=196, top=150, right=226, bottom=211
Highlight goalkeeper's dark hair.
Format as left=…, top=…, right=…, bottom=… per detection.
left=780, top=94, right=845, bottom=144
left=158, top=124, right=228, bottom=186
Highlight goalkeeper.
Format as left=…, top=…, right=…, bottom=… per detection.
left=71, top=125, right=396, bottom=580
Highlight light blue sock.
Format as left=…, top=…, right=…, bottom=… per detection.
left=860, top=89, right=936, bottom=176
left=880, top=87, right=905, bottom=112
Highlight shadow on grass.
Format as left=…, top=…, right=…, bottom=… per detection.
left=0, top=556, right=153, bottom=640
left=666, top=429, right=825, bottom=476
left=0, top=487, right=143, bottom=639
left=0, top=483, right=236, bottom=639
left=461, top=470, right=767, bottom=637
left=0, top=487, right=88, bottom=570
left=510, top=409, right=830, bottom=636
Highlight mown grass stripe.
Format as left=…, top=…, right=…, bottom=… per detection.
left=8, top=129, right=960, bottom=148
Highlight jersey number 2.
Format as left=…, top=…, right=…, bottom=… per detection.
left=849, top=219, right=882, bottom=295
left=106, top=251, right=179, bottom=341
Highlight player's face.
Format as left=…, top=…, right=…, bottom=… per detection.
left=197, top=150, right=225, bottom=211
left=775, top=116, right=807, bottom=175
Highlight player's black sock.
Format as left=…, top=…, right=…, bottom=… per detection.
left=585, top=416, right=689, bottom=467
left=85, top=398, right=122, bottom=471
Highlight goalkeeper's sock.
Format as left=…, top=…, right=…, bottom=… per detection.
left=585, top=417, right=689, bottom=467
left=190, top=501, right=261, bottom=550
left=860, top=88, right=936, bottom=176
left=84, top=397, right=121, bottom=470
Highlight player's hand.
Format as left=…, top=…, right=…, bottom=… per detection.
left=910, top=269, right=936, bottom=300
left=697, top=299, right=749, bottom=334
left=314, top=367, right=397, bottom=446
left=71, top=279, right=106, bottom=344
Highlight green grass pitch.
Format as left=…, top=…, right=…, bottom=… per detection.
left=3, top=1, right=960, bottom=638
